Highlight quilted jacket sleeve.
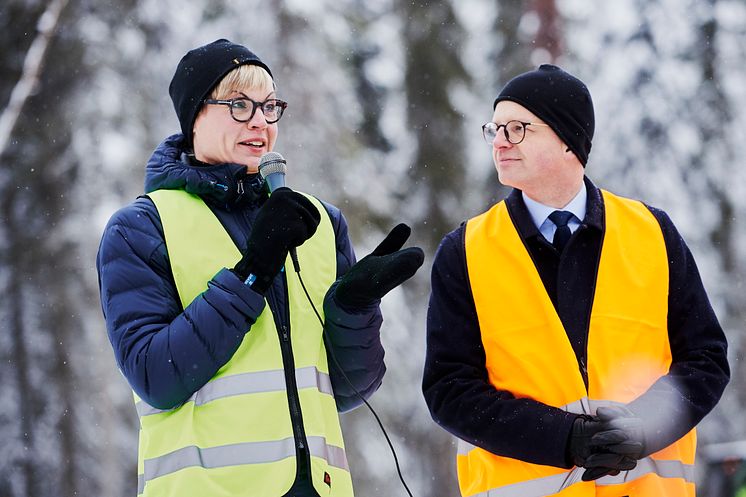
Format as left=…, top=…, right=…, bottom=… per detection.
left=319, top=201, right=386, bottom=412
left=97, top=197, right=266, bottom=409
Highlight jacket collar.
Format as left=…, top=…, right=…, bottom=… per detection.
left=143, top=134, right=267, bottom=209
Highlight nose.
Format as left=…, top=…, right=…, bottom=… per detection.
left=493, top=129, right=511, bottom=149
left=246, top=107, right=268, bottom=128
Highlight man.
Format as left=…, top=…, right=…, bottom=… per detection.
left=423, top=64, right=729, bottom=496
left=97, top=39, right=423, bottom=497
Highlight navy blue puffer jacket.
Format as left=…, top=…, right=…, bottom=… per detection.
left=97, top=134, right=385, bottom=412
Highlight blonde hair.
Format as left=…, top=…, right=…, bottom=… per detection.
left=210, top=64, right=275, bottom=99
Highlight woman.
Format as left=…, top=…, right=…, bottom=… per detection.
left=97, top=39, right=423, bottom=497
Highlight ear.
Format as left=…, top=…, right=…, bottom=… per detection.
left=561, top=145, right=578, bottom=165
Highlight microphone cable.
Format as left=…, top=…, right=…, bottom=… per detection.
left=290, top=257, right=415, bottom=497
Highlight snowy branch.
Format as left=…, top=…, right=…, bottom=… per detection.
left=0, top=0, right=69, bottom=158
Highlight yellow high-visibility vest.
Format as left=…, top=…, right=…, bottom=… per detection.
left=459, top=190, right=695, bottom=497
left=134, top=189, right=353, bottom=497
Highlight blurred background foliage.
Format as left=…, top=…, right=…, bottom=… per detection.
left=1, top=1, right=745, bottom=496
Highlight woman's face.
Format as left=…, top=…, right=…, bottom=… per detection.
left=192, top=86, right=278, bottom=173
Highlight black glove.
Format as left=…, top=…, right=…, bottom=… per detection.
left=334, top=223, right=424, bottom=309
left=582, top=405, right=644, bottom=481
left=567, top=414, right=637, bottom=482
left=581, top=454, right=635, bottom=481
left=590, top=406, right=645, bottom=455
left=233, top=187, right=320, bottom=293
left=567, top=415, right=605, bottom=468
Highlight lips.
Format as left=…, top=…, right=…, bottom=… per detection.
left=238, top=138, right=266, bottom=149
left=498, top=157, right=520, bottom=164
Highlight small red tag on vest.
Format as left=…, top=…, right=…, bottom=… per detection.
left=323, top=472, right=331, bottom=487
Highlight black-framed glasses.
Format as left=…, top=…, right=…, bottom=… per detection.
left=482, top=120, right=550, bottom=145
left=203, top=97, right=288, bottom=124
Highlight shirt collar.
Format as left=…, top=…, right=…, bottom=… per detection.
left=522, top=181, right=587, bottom=230
left=505, top=177, right=604, bottom=241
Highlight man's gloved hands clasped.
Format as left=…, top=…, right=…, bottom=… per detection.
left=582, top=405, right=645, bottom=480
left=233, top=187, right=320, bottom=293
left=567, top=406, right=644, bottom=481
left=334, top=223, right=424, bottom=309
left=567, top=415, right=608, bottom=470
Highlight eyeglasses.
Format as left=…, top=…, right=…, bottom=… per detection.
left=203, top=97, right=288, bottom=124
left=482, top=120, right=551, bottom=145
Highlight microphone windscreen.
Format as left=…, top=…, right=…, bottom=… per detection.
left=258, top=152, right=287, bottom=179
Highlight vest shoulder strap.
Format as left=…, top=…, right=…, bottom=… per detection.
left=148, top=189, right=240, bottom=307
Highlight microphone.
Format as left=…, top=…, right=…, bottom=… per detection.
left=258, top=151, right=287, bottom=193
left=258, top=152, right=301, bottom=272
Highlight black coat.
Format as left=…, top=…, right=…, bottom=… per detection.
left=423, top=177, right=729, bottom=468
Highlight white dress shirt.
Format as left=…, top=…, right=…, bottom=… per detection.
left=522, top=182, right=587, bottom=244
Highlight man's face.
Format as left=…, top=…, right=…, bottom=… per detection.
left=192, top=86, right=278, bottom=173
left=490, top=101, right=570, bottom=197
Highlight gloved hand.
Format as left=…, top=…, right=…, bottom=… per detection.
left=233, top=187, right=320, bottom=293
left=582, top=405, right=644, bottom=481
left=567, top=414, right=637, bottom=482
left=334, top=223, right=424, bottom=309
left=567, top=415, right=605, bottom=468
left=581, top=453, right=637, bottom=481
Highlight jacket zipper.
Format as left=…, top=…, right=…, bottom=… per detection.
left=267, top=271, right=312, bottom=482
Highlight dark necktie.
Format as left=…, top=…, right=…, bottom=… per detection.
left=548, top=210, right=574, bottom=253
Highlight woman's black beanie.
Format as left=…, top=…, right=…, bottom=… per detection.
left=169, top=39, right=273, bottom=147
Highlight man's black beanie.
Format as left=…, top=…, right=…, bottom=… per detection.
left=493, top=64, right=594, bottom=165
left=169, top=39, right=273, bottom=148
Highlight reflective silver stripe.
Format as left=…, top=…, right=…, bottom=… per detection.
left=136, top=401, right=160, bottom=417
left=468, top=458, right=693, bottom=497
left=596, top=457, right=694, bottom=485
left=137, top=473, right=144, bottom=495
left=141, top=437, right=348, bottom=488
left=307, top=436, right=350, bottom=471
left=296, top=366, right=334, bottom=396
left=136, top=367, right=333, bottom=417
left=587, top=399, right=626, bottom=414
left=561, top=397, right=626, bottom=415
left=561, top=397, right=592, bottom=415
left=469, top=468, right=584, bottom=497
left=144, top=437, right=297, bottom=481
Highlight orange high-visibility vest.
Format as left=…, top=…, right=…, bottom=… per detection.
left=459, top=190, right=695, bottom=497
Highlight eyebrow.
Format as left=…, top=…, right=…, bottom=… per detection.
left=233, top=90, right=276, bottom=100
left=492, top=117, right=529, bottom=123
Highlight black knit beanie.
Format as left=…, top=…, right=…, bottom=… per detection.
left=169, top=39, right=273, bottom=147
left=493, top=64, right=594, bottom=165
